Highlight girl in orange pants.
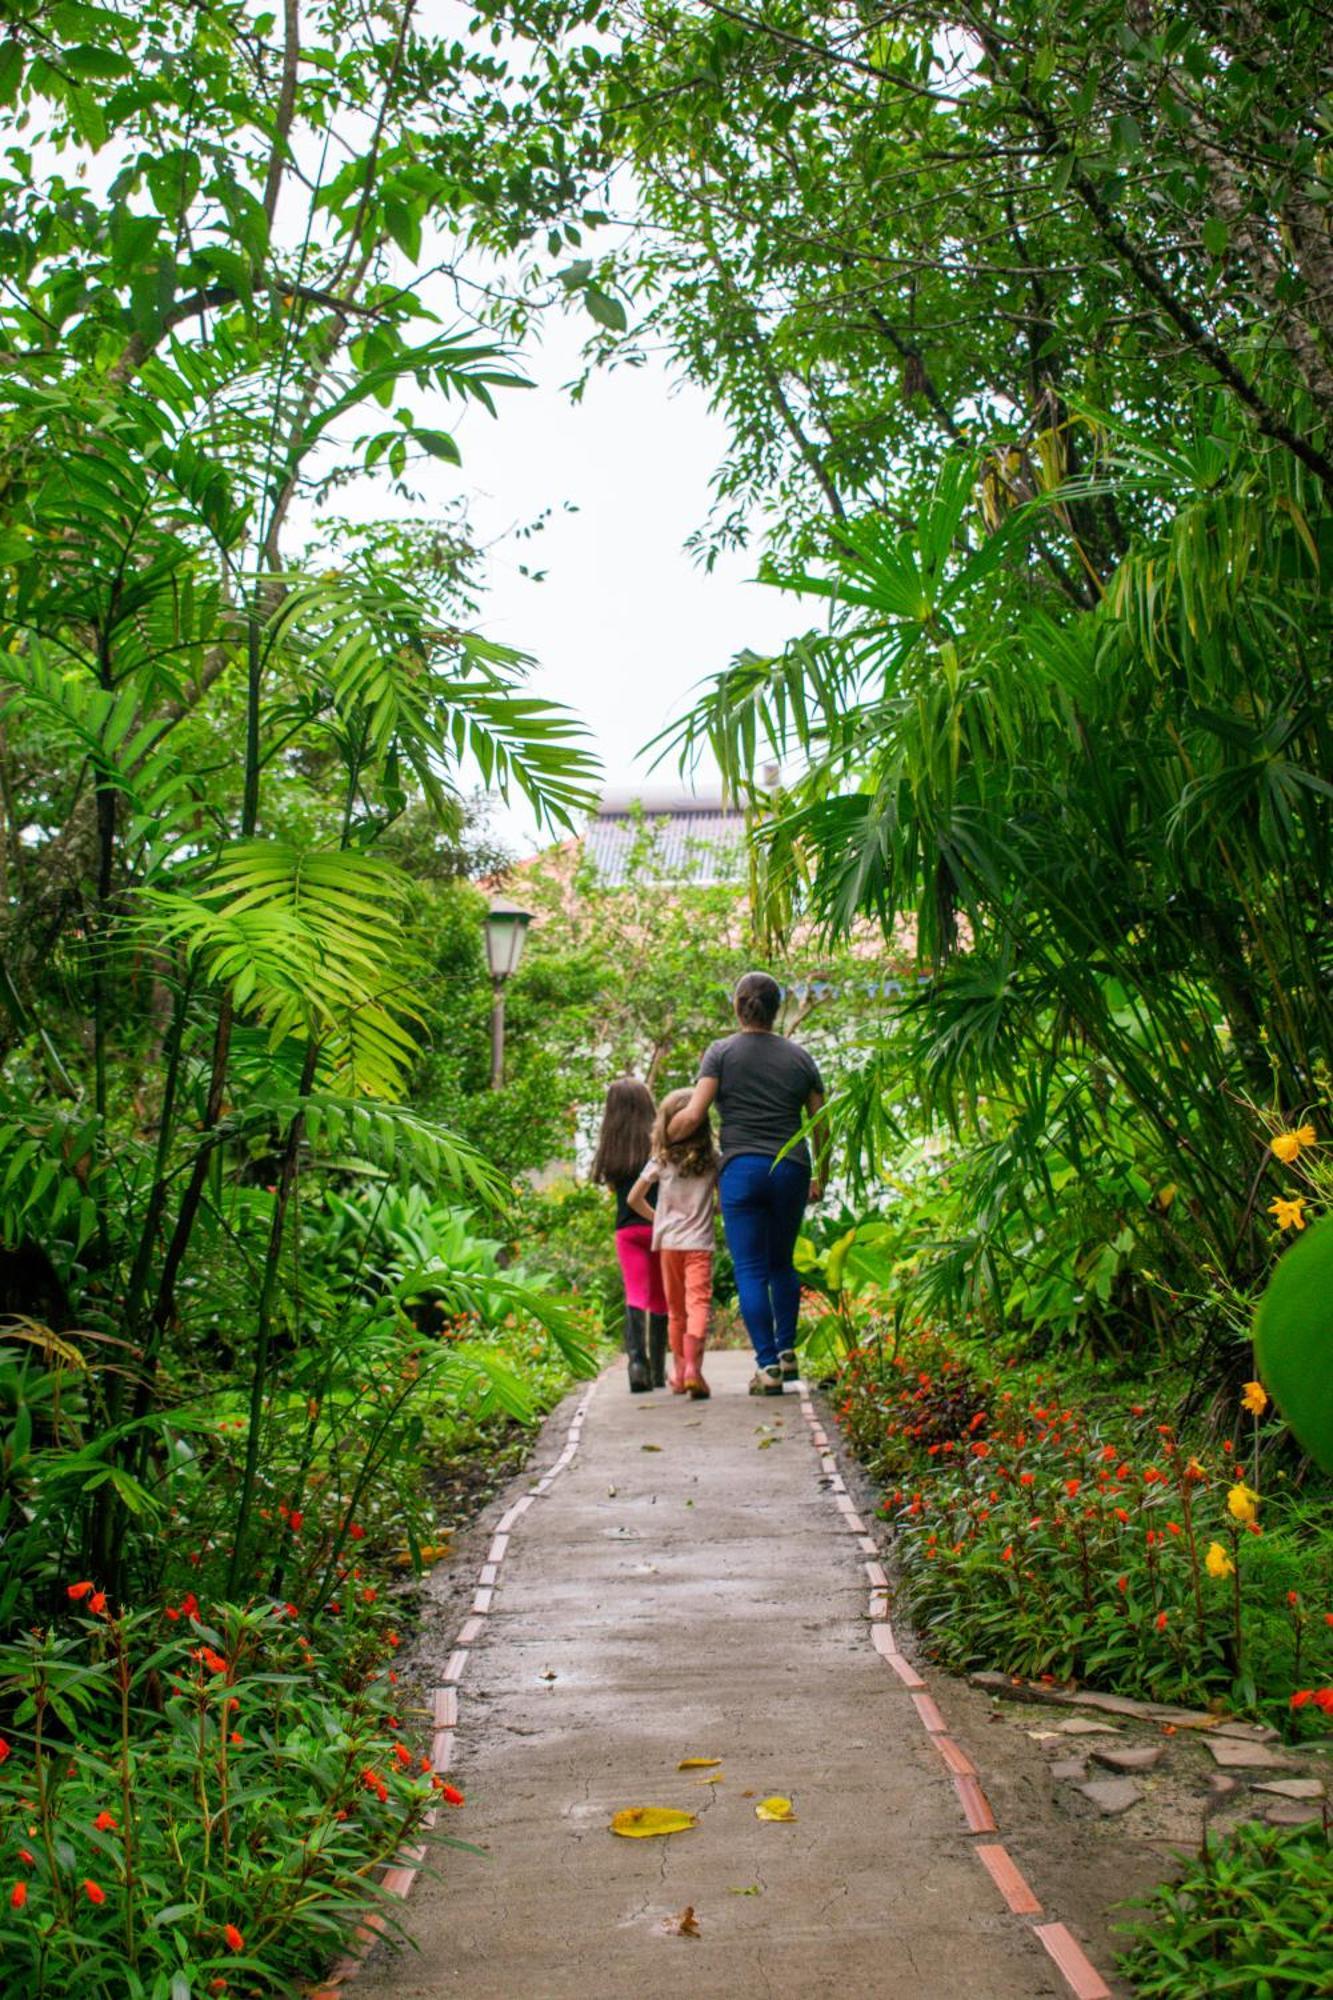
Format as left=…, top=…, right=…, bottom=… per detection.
left=628, top=1088, right=718, bottom=1399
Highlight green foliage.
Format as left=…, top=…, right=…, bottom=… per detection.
left=1117, top=1824, right=1333, bottom=1998
left=0, top=1599, right=467, bottom=1998
left=837, top=1329, right=1333, bottom=1722
left=1254, top=1215, right=1333, bottom=1476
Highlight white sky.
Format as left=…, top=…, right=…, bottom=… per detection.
left=443, top=308, right=801, bottom=856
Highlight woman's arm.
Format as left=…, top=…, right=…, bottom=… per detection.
left=667, top=1075, right=718, bottom=1141
left=806, top=1087, right=830, bottom=1200
left=626, top=1174, right=656, bottom=1222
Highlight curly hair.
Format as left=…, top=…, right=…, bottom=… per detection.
left=652, top=1088, right=719, bottom=1178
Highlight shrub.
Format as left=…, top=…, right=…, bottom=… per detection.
left=837, top=1333, right=1333, bottom=1722
left=1117, top=1822, right=1333, bottom=1997
left=0, top=1594, right=468, bottom=1998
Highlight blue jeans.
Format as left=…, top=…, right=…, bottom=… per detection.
left=719, top=1154, right=811, bottom=1370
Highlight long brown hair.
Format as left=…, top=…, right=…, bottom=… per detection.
left=652, top=1088, right=719, bottom=1179
left=590, top=1077, right=656, bottom=1183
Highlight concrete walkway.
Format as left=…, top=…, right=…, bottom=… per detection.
left=349, top=1354, right=1110, bottom=2000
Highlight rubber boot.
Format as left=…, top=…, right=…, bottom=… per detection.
left=648, top=1313, right=669, bottom=1390
left=683, top=1336, right=710, bottom=1400
left=624, top=1306, right=652, bottom=1393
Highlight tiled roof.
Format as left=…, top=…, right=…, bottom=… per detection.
left=585, top=795, right=747, bottom=886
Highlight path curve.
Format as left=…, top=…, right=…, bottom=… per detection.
left=332, top=1353, right=1114, bottom=2000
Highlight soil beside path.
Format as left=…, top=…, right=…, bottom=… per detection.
left=348, top=1354, right=1119, bottom=2000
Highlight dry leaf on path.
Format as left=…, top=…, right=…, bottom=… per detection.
left=695, top=1773, right=724, bottom=1785
left=641, top=1444, right=663, bottom=1453
left=539, top=1669, right=558, bottom=1682
left=727, top=1885, right=762, bottom=1896
left=610, top=1807, right=697, bottom=1839
left=677, top=1757, right=722, bottom=1770
left=662, top=1906, right=701, bottom=1938
left=755, top=1796, right=797, bottom=1822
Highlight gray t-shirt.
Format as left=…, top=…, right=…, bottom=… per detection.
left=698, top=1031, right=825, bottom=1169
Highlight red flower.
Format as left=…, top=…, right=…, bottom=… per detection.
left=10, top=1881, right=27, bottom=1910
left=1064, top=1479, right=1080, bottom=1497
left=439, top=1782, right=464, bottom=1805
left=288, top=1511, right=303, bottom=1533
left=1287, top=1590, right=1301, bottom=1607
left=1117, top=1575, right=1128, bottom=1594
left=393, top=1743, right=413, bottom=1768
left=1314, top=1689, right=1333, bottom=1715
left=83, top=1879, right=106, bottom=1905
left=67, top=1581, right=95, bottom=1601
left=18, top=1850, right=33, bottom=1867
left=1155, top=1611, right=1168, bottom=1632
left=224, top=1923, right=244, bottom=1951
left=93, top=1811, right=117, bottom=1832
left=0, top=1737, right=9, bottom=1763
left=1000, top=1544, right=1013, bottom=1563
left=1290, top=1690, right=1314, bottom=1708
left=89, top=1592, right=107, bottom=1615
left=1114, top=1507, right=1129, bottom=1524
left=348, top=1523, right=365, bottom=1541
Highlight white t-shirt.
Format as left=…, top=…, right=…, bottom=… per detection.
left=639, top=1158, right=718, bottom=1252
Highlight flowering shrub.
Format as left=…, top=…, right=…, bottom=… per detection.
left=838, top=1334, right=1333, bottom=1723
left=0, top=1592, right=467, bottom=1997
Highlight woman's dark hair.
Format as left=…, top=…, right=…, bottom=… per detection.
left=590, top=1077, right=656, bottom=1183
left=734, top=970, right=782, bottom=1030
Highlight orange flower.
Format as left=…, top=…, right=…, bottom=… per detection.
left=67, top=1581, right=95, bottom=1601
left=83, top=1879, right=106, bottom=1905
left=224, top=1923, right=244, bottom=1951
left=439, top=1782, right=464, bottom=1806
left=89, top=1592, right=107, bottom=1615
left=92, top=1811, right=117, bottom=1832
left=10, top=1881, right=27, bottom=1910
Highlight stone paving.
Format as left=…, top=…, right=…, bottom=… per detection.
left=327, top=1354, right=1116, bottom=2000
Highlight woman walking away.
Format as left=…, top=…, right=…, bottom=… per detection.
left=627, top=1089, right=719, bottom=1401
left=668, top=972, right=827, bottom=1397
left=590, top=1078, right=670, bottom=1393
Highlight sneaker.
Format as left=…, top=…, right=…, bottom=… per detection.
left=748, top=1366, right=784, bottom=1397
left=777, top=1348, right=800, bottom=1382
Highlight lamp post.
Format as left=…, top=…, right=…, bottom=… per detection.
left=483, top=899, right=533, bottom=1089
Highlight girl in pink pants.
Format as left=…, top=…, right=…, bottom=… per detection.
left=628, top=1088, right=718, bottom=1399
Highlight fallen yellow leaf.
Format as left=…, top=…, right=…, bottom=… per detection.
left=609, top=1807, right=697, bottom=1839
left=677, top=1757, right=722, bottom=1770
left=695, top=1773, right=724, bottom=1785
left=641, top=1444, right=663, bottom=1453
left=755, top=1796, right=796, bottom=1822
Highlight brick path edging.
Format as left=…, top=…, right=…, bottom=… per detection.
left=308, top=1374, right=1114, bottom=2000
left=798, top=1388, right=1113, bottom=2000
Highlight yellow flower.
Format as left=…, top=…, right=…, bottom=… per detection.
left=1240, top=1381, right=1268, bottom=1417
left=1226, top=1483, right=1260, bottom=1525
left=1268, top=1195, right=1307, bottom=1231
left=1270, top=1124, right=1317, bottom=1164
left=1205, top=1541, right=1235, bottom=1580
